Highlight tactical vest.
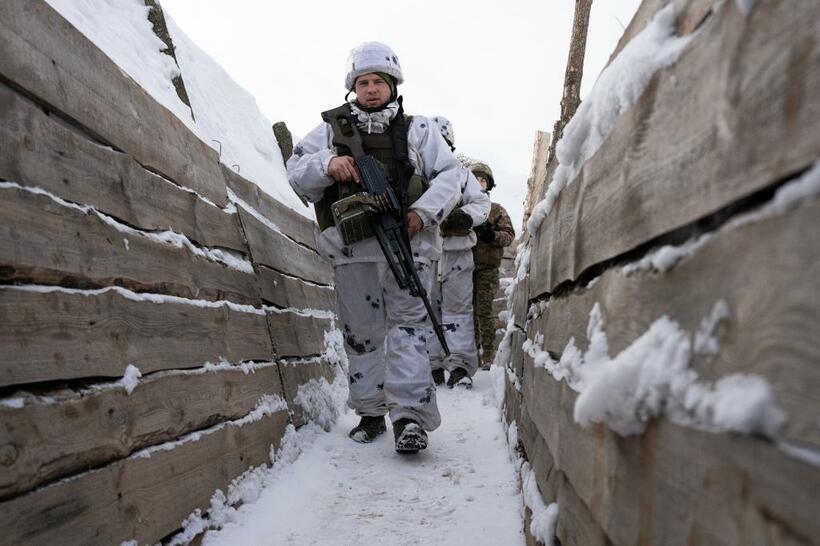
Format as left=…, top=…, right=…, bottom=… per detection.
left=314, top=114, right=428, bottom=231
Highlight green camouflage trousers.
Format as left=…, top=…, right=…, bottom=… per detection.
left=473, top=266, right=500, bottom=366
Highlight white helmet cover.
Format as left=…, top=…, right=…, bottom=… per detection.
left=345, top=41, right=404, bottom=91
left=432, top=116, right=455, bottom=147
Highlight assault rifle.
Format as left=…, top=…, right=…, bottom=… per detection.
left=321, top=104, right=450, bottom=356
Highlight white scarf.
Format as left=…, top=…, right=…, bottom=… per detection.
left=349, top=100, right=400, bottom=134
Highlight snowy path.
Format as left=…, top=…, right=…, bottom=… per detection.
left=202, top=371, right=525, bottom=545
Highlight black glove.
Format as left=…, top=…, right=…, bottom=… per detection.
left=441, top=208, right=473, bottom=231
left=474, top=222, right=495, bottom=243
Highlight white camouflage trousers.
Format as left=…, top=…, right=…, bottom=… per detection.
left=429, top=249, right=479, bottom=377
left=335, top=260, right=441, bottom=431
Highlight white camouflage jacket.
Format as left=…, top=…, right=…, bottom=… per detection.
left=287, top=109, right=465, bottom=265
left=442, top=170, right=491, bottom=252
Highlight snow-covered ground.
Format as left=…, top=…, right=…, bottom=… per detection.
left=200, top=371, right=524, bottom=546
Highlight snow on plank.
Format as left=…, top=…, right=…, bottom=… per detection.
left=0, top=407, right=289, bottom=546
left=239, top=205, right=333, bottom=286
left=0, top=362, right=283, bottom=499
left=0, top=0, right=229, bottom=206
left=266, top=309, right=333, bottom=358
left=0, top=286, right=273, bottom=387
left=224, top=166, right=319, bottom=252
left=277, top=359, right=337, bottom=428
left=521, top=361, right=820, bottom=546
left=529, top=0, right=820, bottom=295
left=0, top=184, right=258, bottom=304
left=257, top=265, right=335, bottom=311
left=0, top=82, right=246, bottom=252
left=530, top=195, right=820, bottom=449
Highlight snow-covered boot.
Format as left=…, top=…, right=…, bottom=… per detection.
left=349, top=415, right=387, bottom=443
left=393, top=418, right=428, bottom=453
left=432, top=368, right=445, bottom=386
left=446, top=367, right=472, bottom=389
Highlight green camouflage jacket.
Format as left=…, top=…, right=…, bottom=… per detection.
left=473, top=201, right=515, bottom=267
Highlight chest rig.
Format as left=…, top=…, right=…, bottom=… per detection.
left=314, top=103, right=428, bottom=233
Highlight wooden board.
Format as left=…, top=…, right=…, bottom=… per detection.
left=267, top=311, right=333, bottom=358
left=239, top=206, right=333, bottom=286
left=0, top=82, right=246, bottom=252
left=224, top=165, right=318, bottom=251
left=0, top=287, right=273, bottom=387
left=279, top=359, right=336, bottom=427
left=531, top=198, right=820, bottom=449
left=522, top=355, right=820, bottom=546
left=0, top=1, right=228, bottom=207
left=0, top=363, right=284, bottom=499
left=0, top=410, right=289, bottom=546
left=531, top=0, right=820, bottom=296
left=258, top=266, right=335, bottom=312
left=0, top=185, right=259, bottom=304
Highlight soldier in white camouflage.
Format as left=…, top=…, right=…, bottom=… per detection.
left=469, top=162, right=515, bottom=369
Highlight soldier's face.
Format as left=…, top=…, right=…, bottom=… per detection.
left=354, top=73, right=392, bottom=108
left=476, top=176, right=489, bottom=191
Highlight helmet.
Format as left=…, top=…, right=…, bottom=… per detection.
left=431, top=116, right=455, bottom=148
left=345, top=42, right=404, bottom=91
left=469, top=161, right=495, bottom=190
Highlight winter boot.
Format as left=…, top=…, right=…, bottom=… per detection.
left=432, top=368, right=445, bottom=386
left=446, top=367, right=472, bottom=389
left=349, top=415, right=387, bottom=443
left=393, top=418, right=428, bottom=453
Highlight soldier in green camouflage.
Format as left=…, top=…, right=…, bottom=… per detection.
left=469, top=162, right=515, bottom=369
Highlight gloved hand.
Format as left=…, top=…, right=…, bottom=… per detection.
left=474, top=222, right=495, bottom=243
left=441, top=208, right=473, bottom=232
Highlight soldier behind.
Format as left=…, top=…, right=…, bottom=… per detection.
left=428, top=117, right=490, bottom=388
left=287, top=42, right=463, bottom=453
left=470, top=162, right=515, bottom=369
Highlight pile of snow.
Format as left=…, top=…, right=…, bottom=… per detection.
left=522, top=302, right=786, bottom=438
left=505, top=422, right=559, bottom=545
left=527, top=4, right=693, bottom=235
left=621, top=234, right=712, bottom=275
left=119, top=364, right=142, bottom=395
left=45, top=0, right=310, bottom=218
left=731, top=160, right=820, bottom=228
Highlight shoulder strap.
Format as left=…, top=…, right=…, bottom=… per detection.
left=389, top=97, right=416, bottom=220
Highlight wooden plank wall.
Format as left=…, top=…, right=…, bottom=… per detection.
left=508, top=0, right=820, bottom=544
left=0, top=1, right=337, bottom=544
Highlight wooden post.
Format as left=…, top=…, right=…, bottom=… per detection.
left=548, top=0, right=593, bottom=163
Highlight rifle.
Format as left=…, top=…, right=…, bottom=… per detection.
left=321, top=104, right=450, bottom=356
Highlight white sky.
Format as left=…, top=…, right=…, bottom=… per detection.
left=161, top=0, right=642, bottom=231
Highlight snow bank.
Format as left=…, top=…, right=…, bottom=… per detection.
left=165, top=16, right=310, bottom=217
left=524, top=302, right=786, bottom=438
left=159, top=326, right=348, bottom=544
left=168, top=424, right=322, bottom=546
left=46, top=0, right=194, bottom=127
left=46, top=0, right=310, bottom=218
left=527, top=4, right=693, bottom=235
